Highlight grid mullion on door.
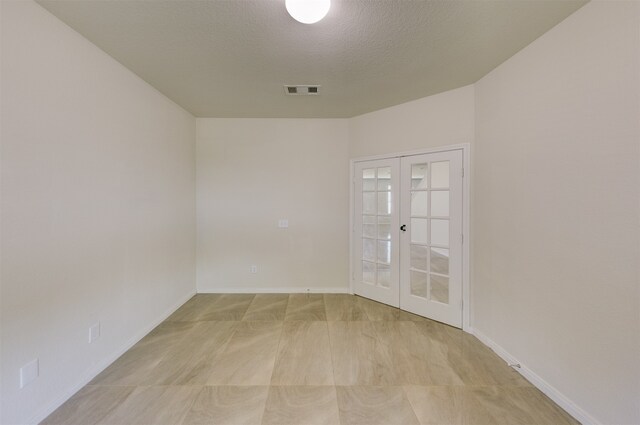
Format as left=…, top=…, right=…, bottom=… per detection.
left=407, top=161, right=430, bottom=300
left=376, top=166, right=392, bottom=288
left=426, top=162, right=432, bottom=301
left=361, top=167, right=377, bottom=286
left=374, top=184, right=378, bottom=287
left=407, top=160, right=453, bottom=303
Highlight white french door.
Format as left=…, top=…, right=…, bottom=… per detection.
left=399, top=150, right=463, bottom=328
left=353, top=149, right=464, bottom=328
left=353, top=158, right=400, bottom=307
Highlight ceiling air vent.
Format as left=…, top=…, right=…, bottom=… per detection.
left=284, top=85, right=321, bottom=96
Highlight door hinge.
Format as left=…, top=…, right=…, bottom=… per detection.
left=461, top=168, right=465, bottom=178
left=461, top=234, right=464, bottom=244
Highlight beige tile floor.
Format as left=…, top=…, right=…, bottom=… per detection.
left=42, top=294, right=580, bottom=425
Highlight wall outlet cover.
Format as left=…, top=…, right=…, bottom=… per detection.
left=20, top=358, right=39, bottom=389
left=89, top=322, right=100, bottom=343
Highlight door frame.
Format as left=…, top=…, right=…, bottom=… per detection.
left=349, top=143, right=471, bottom=331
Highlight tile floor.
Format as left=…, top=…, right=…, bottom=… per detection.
left=41, top=294, right=580, bottom=425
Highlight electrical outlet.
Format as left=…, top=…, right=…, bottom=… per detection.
left=89, top=322, right=100, bottom=344
left=278, top=219, right=289, bottom=228
left=249, top=265, right=258, bottom=274
left=20, top=359, right=38, bottom=389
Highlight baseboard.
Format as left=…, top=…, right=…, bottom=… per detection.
left=27, top=289, right=196, bottom=425
left=469, top=327, right=601, bottom=425
left=197, top=286, right=352, bottom=294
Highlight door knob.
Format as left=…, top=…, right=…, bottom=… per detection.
left=400, top=225, right=407, bottom=232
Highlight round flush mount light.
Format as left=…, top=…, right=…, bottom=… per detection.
left=286, top=0, right=330, bottom=24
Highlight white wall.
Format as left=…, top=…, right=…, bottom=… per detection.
left=1, top=2, right=196, bottom=424
left=3, top=1, right=638, bottom=424
left=197, top=119, right=349, bottom=292
left=349, top=85, right=475, bottom=158
left=473, top=2, right=640, bottom=424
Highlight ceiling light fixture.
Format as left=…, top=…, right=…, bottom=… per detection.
left=286, top=0, right=330, bottom=24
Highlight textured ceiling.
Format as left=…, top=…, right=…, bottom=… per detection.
left=37, top=0, right=587, bottom=118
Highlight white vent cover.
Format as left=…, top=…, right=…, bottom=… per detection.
left=284, top=85, right=321, bottom=95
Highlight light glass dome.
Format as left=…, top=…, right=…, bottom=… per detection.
left=286, top=0, right=331, bottom=24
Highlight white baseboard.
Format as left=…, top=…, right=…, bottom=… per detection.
left=27, top=289, right=196, bottom=425
left=469, top=327, right=601, bottom=425
left=197, top=286, right=352, bottom=294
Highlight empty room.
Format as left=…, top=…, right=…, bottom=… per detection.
left=1, top=0, right=639, bottom=424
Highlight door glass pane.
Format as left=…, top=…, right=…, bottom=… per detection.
left=431, top=161, right=449, bottom=188
left=363, top=223, right=376, bottom=238
left=410, top=270, right=428, bottom=298
left=377, top=264, right=391, bottom=288
left=430, top=219, right=449, bottom=246
left=363, top=168, right=376, bottom=191
left=431, top=274, right=449, bottom=304
left=411, top=163, right=428, bottom=189
left=377, top=167, right=391, bottom=191
left=362, top=261, right=375, bottom=284
left=430, top=191, right=449, bottom=217
left=377, top=191, right=391, bottom=215
left=363, top=215, right=376, bottom=238
left=411, top=218, right=428, bottom=244
left=377, top=240, right=390, bottom=264
left=362, top=238, right=375, bottom=261
left=410, top=244, right=428, bottom=271
left=363, top=192, right=376, bottom=214
left=377, top=216, right=391, bottom=240
left=410, top=191, right=428, bottom=216
left=430, top=248, right=449, bottom=275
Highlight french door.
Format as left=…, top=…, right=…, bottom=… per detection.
left=353, top=158, right=400, bottom=307
left=353, top=150, right=464, bottom=328
left=398, top=151, right=463, bottom=327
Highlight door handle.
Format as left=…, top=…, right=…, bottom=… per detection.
left=400, top=224, right=406, bottom=232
